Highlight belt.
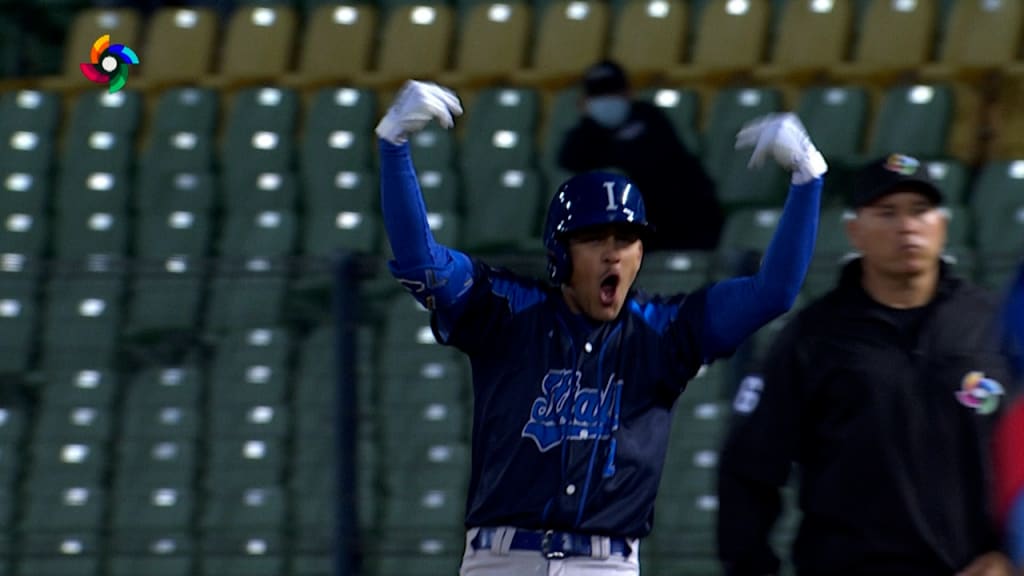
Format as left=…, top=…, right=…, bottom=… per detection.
left=471, top=528, right=632, bottom=559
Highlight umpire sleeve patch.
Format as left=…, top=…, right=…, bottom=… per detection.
left=733, top=374, right=765, bottom=414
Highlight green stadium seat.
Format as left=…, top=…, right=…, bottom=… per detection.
left=108, top=555, right=193, bottom=576
left=139, top=127, right=216, bottom=174
left=200, top=486, right=286, bottom=529
left=121, top=405, right=201, bottom=440
left=124, top=366, right=202, bottom=408
left=415, top=169, right=457, bottom=213
left=704, top=87, right=783, bottom=183
left=64, top=89, right=141, bottom=138
left=369, top=530, right=464, bottom=576
left=635, top=250, right=712, bottom=295
left=33, top=405, right=113, bottom=443
left=55, top=167, right=129, bottom=219
left=301, top=170, right=380, bottom=257
left=795, top=86, right=867, bottom=165
left=0, top=90, right=61, bottom=133
left=971, top=160, right=1024, bottom=258
left=539, top=86, right=581, bottom=185
left=867, top=84, right=953, bottom=159
left=39, top=369, right=117, bottom=407
left=203, top=437, right=285, bottom=491
left=461, top=168, right=543, bottom=251
left=222, top=87, right=299, bottom=178
left=26, top=438, right=107, bottom=483
left=218, top=208, right=297, bottom=260
left=0, top=491, right=11, bottom=528
left=460, top=87, right=539, bottom=176
left=134, top=170, right=216, bottom=217
left=380, top=357, right=467, bottom=409
left=1, top=169, right=49, bottom=225
left=0, top=407, right=28, bottom=444
left=107, top=530, right=193, bottom=559
left=0, top=128, right=55, bottom=173
left=204, top=260, right=289, bottom=333
left=637, top=87, right=702, bottom=155
left=20, top=485, right=105, bottom=531
left=40, top=272, right=123, bottom=368
left=300, top=87, right=377, bottom=177
left=148, top=87, right=218, bottom=135
left=716, top=207, right=784, bottom=275
left=114, top=440, right=196, bottom=491
left=291, top=555, right=332, bottom=576
left=125, top=261, right=206, bottom=340
left=223, top=170, right=298, bottom=215
left=922, top=158, right=969, bottom=206
left=970, top=160, right=1024, bottom=287
left=409, top=124, right=457, bottom=171
left=112, top=487, right=194, bottom=531
left=207, top=328, right=291, bottom=406
left=380, top=485, right=465, bottom=529
left=199, top=555, right=284, bottom=576
left=53, top=207, right=127, bottom=263
left=208, top=404, right=290, bottom=440
left=0, top=275, right=37, bottom=373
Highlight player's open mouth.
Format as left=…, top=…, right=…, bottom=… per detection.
left=600, top=274, right=620, bottom=306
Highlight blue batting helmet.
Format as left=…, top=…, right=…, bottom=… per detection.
left=543, top=171, right=651, bottom=285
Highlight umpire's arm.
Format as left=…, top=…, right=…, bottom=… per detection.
left=717, top=320, right=804, bottom=576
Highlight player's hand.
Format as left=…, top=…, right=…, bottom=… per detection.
left=957, top=551, right=1015, bottom=576
left=735, top=113, right=827, bottom=185
left=375, top=80, right=463, bottom=145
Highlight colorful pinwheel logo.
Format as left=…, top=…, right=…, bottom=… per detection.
left=79, top=35, right=139, bottom=93
left=955, top=371, right=1004, bottom=415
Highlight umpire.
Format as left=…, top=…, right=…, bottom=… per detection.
left=717, top=154, right=1018, bottom=576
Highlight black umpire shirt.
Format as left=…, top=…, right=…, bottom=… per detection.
left=717, top=258, right=1016, bottom=576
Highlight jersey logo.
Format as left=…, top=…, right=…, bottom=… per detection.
left=522, top=369, right=622, bottom=452
left=955, top=371, right=1004, bottom=415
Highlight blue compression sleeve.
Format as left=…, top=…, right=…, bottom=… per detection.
left=702, top=177, right=822, bottom=359
left=379, top=139, right=447, bottom=270
left=1010, top=491, right=1024, bottom=566
left=379, top=139, right=475, bottom=313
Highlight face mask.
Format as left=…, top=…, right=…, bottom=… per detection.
left=585, top=96, right=631, bottom=129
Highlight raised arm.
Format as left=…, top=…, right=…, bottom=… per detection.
left=375, top=81, right=474, bottom=311
left=701, top=113, right=826, bottom=359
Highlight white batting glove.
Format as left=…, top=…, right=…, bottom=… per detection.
left=375, top=80, right=463, bottom=145
left=735, top=113, right=827, bottom=185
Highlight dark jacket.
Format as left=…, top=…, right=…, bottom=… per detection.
left=717, top=259, right=1016, bottom=576
left=557, top=101, right=722, bottom=251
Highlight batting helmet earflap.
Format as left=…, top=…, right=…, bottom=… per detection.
left=543, top=171, right=651, bottom=285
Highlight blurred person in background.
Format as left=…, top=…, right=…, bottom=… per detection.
left=557, top=60, right=723, bottom=252
left=995, top=264, right=1024, bottom=574
left=717, top=154, right=1019, bottom=576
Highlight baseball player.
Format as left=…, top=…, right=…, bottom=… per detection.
left=375, top=80, right=827, bottom=575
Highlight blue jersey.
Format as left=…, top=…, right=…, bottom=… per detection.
left=434, top=261, right=711, bottom=537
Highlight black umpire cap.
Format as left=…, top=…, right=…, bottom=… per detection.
left=850, top=154, right=945, bottom=208
left=582, top=60, right=630, bottom=97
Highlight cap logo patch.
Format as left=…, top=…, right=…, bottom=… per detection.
left=884, top=154, right=920, bottom=176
